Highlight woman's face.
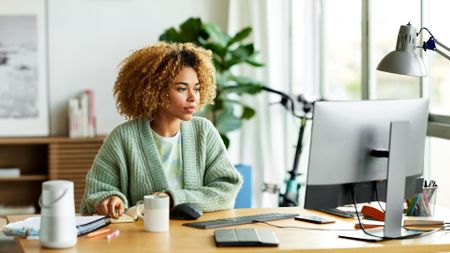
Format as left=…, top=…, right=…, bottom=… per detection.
left=161, top=67, right=200, bottom=122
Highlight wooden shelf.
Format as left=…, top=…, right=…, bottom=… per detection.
left=0, top=136, right=105, bottom=145
left=0, top=136, right=105, bottom=211
left=0, top=174, right=47, bottom=181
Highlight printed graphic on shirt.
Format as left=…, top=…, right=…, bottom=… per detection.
left=151, top=129, right=183, bottom=189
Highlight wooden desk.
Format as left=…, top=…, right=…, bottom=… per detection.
left=7, top=207, right=450, bottom=253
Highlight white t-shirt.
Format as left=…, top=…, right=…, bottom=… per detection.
left=151, top=129, right=183, bottom=189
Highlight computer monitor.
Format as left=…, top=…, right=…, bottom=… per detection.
left=304, top=98, right=429, bottom=240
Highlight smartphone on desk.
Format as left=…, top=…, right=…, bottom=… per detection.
left=294, top=214, right=336, bottom=224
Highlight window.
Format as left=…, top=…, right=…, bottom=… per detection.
left=427, top=0, right=450, bottom=209
left=322, top=0, right=362, bottom=100
left=373, top=0, right=421, bottom=99
left=429, top=0, right=450, bottom=115
left=290, top=0, right=450, bottom=208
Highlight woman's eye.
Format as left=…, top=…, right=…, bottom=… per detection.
left=177, top=87, right=187, bottom=92
left=195, top=88, right=201, bottom=92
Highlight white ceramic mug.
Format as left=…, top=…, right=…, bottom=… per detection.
left=136, top=195, right=169, bottom=232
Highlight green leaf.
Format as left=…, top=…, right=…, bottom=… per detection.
left=241, top=106, right=256, bottom=119
left=220, top=98, right=256, bottom=120
left=203, top=23, right=229, bottom=47
left=230, top=75, right=257, bottom=84
left=179, top=18, right=205, bottom=43
left=227, top=27, right=252, bottom=46
left=215, top=72, right=229, bottom=88
left=222, top=83, right=263, bottom=95
left=245, top=58, right=265, bottom=67
left=203, top=42, right=227, bottom=58
left=215, top=109, right=242, bottom=133
left=159, top=18, right=206, bottom=44
left=223, top=44, right=255, bottom=69
left=211, top=99, right=224, bottom=111
left=220, top=134, right=230, bottom=148
left=232, top=44, right=254, bottom=59
left=159, top=27, right=185, bottom=42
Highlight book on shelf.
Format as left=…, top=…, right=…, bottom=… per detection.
left=0, top=168, right=20, bottom=177
left=68, top=89, right=96, bottom=138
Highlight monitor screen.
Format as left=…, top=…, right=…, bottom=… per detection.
left=304, top=98, right=429, bottom=239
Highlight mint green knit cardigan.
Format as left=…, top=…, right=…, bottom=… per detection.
left=80, top=117, right=243, bottom=214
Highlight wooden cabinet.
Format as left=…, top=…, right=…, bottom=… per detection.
left=0, top=136, right=104, bottom=212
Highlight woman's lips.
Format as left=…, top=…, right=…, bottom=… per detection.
left=184, top=106, right=196, bottom=113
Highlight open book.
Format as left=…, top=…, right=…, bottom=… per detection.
left=3, top=216, right=108, bottom=237
left=3, top=207, right=139, bottom=237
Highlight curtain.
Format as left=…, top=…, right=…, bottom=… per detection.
left=227, top=0, right=293, bottom=207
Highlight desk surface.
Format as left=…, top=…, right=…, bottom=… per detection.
left=7, top=207, right=450, bottom=253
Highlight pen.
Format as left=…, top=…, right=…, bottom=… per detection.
left=106, top=229, right=120, bottom=239
left=86, top=228, right=111, bottom=238
left=408, top=194, right=420, bottom=216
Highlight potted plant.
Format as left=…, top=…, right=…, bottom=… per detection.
left=159, top=17, right=264, bottom=148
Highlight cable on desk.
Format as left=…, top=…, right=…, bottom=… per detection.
left=351, top=186, right=384, bottom=239
left=404, top=224, right=450, bottom=238
left=351, top=186, right=449, bottom=240
left=258, top=221, right=355, bottom=231
left=374, top=183, right=385, bottom=212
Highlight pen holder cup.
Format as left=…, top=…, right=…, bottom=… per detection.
left=406, top=186, right=438, bottom=217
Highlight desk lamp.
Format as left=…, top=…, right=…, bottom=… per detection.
left=377, top=22, right=450, bottom=76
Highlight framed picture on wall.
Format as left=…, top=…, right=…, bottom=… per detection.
left=0, top=0, right=49, bottom=136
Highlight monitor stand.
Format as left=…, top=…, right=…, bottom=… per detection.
left=339, top=227, right=423, bottom=242
left=339, top=121, right=423, bottom=242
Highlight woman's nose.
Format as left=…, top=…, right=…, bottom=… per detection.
left=187, top=89, right=197, bottom=101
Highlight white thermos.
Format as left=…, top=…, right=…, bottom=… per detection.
left=39, top=180, right=77, bottom=248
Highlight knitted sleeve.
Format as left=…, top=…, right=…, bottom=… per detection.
left=168, top=119, right=243, bottom=212
left=80, top=128, right=129, bottom=214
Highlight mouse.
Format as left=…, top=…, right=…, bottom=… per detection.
left=170, top=203, right=203, bottom=220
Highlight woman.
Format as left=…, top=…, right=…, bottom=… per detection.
left=80, top=42, right=242, bottom=217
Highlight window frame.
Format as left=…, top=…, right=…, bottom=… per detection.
left=428, top=115, right=450, bottom=139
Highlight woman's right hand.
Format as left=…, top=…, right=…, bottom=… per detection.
left=96, top=196, right=125, bottom=218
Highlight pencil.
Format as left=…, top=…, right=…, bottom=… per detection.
left=86, top=228, right=111, bottom=238
left=106, top=229, right=120, bottom=239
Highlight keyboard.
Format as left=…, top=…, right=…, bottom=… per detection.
left=319, top=208, right=356, bottom=218
left=183, top=212, right=298, bottom=229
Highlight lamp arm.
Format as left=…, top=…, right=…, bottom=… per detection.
left=434, top=48, right=450, bottom=61
left=435, top=39, right=450, bottom=52
left=419, top=27, right=450, bottom=61
left=434, top=39, right=450, bottom=61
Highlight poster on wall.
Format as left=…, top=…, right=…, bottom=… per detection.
left=0, top=0, right=48, bottom=136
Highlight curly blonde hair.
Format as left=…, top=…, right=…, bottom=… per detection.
left=113, top=42, right=216, bottom=120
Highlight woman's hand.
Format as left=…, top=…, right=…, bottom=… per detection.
left=96, top=196, right=125, bottom=218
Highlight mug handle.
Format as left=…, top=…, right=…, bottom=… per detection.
left=135, top=200, right=145, bottom=219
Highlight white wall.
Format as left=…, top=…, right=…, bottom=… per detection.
left=48, top=0, right=229, bottom=135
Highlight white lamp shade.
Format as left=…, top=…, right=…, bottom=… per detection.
left=377, top=50, right=427, bottom=77
left=377, top=24, right=428, bottom=77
